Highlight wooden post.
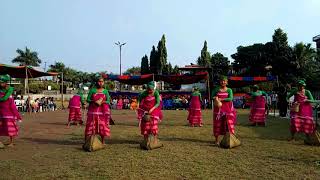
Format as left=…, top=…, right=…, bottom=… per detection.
left=61, top=72, right=64, bottom=109
left=207, top=75, right=211, bottom=103
left=24, top=66, right=28, bottom=95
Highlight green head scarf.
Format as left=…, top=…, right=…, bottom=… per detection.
left=253, top=84, right=259, bottom=89
left=219, top=75, right=228, bottom=81
left=146, top=81, right=155, bottom=90
left=0, top=74, right=10, bottom=83
left=297, top=79, right=306, bottom=87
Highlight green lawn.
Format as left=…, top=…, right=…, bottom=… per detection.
left=0, top=109, right=320, bottom=179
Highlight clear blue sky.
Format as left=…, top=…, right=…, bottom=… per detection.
left=0, top=0, right=319, bottom=73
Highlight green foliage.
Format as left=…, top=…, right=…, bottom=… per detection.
left=172, top=65, right=180, bottom=74
left=140, top=55, right=149, bottom=74
left=12, top=47, right=42, bottom=66
left=231, top=43, right=269, bottom=76
left=149, top=46, right=159, bottom=74
left=48, top=61, right=98, bottom=87
left=197, top=41, right=211, bottom=67
left=123, top=66, right=141, bottom=75
left=269, top=28, right=294, bottom=83
left=148, top=34, right=170, bottom=75
left=291, top=42, right=319, bottom=89
left=105, top=80, right=115, bottom=90
left=157, top=34, right=168, bottom=74
left=211, top=52, right=230, bottom=76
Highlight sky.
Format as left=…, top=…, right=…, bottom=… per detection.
left=0, top=0, right=319, bottom=73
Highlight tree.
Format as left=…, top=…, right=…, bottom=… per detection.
left=149, top=46, right=159, bottom=74
left=48, top=62, right=82, bottom=87
left=123, top=66, right=141, bottom=75
left=157, top=34, right=168, bottom=74
left=48, top=61, right=66, bottom=73
left=172, top=65, right=180, bottom=74
left=162, top=62, right=173, bottom=75
left=291, top=42, right=319, bottom=88
left=197, top=41, right=211, bottom=67
left=269, top=28, right=294, bottom=83
left=12, top=47, right=42, bottom=66
left=140, top=55, right=150, bottom=74
left=211, top=52, right=230, bottom=75
left=231, top=44, right=268, bottom=76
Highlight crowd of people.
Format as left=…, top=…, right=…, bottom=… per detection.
left=13, top=96, right=57, bottom=113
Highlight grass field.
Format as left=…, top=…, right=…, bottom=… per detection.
left=0, top=109, right=320, bottom=179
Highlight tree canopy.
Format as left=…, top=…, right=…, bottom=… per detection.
left=12, top=47, right=42, bottom=67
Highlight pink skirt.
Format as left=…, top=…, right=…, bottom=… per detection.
left=249, top=107, right=266, bottom=123
left=187, top=109, right=202, bottom=125
left=0, top=118, right=18, bottom=137
left=85, top=114, right=110, bottom=137
left=68, top=108, right=82, bottom=123
left=140, top=116, right=159, bottom=136
left=290, top=115, right=315, bottom=134
left=213, top=114, right=235, bottom=137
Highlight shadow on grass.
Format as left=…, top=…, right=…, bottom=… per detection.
left=160, top=136, right=212, bottom=144
left=21, top=137, right=82, bottom=145
left=40, top=122, right=68, bottom=126
left=106, top=138, right=140, bottom=145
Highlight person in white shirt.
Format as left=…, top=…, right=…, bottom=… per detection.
left=14, top=97, right=22, bottom=112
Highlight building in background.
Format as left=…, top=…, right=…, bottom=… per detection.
left=313, top=35, right=320, bottom=50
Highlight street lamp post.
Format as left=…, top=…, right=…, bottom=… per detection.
left=115, top=41, right=126, bottom=76
left=115, top=41, right=126, bottom=91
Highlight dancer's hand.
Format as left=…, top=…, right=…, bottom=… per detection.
left=148, top=107, right=155, bottom=114
left=95, top=98, right=103, bottom=106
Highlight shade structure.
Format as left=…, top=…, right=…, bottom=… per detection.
left=0, top=64, right=58, bottom=78
left=103, top=72, right=209, bottom=85
left=227, top=76, right=277, bottom=88
left=0, top=64, right=59, bottom=95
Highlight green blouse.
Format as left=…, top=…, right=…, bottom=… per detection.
left=250, top=90, right=268, bottom=97
left=86, top=88, right=110, bottom=104
left=0, top=86, right=14, bottom=102
left=286, top=88, right=314, bottom=102
left=192, top=91, right=202, bottom=100
left=138, top=90, right=160, bottom=108
left=211, top=86, right=233, bottom=102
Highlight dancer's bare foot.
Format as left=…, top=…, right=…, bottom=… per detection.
left=287, top=137, right=295, bottom=141
left=7, top=143, right=14, bottom=147
left=0, top=142, right=4, bottom=149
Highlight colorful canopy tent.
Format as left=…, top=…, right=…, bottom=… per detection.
left=0, top=64, right=59, bottom=94
left=0, top=64, right=58, bottom=78
left=227, top=76, right=277, bottom=88
left=103, top=72, right=209, bottom=85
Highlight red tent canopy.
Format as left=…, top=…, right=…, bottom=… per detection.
left=103, top=72, right=208, bottom=85
left=0, top=64, right=58, bottom=78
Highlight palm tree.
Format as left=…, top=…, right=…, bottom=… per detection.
left=12, top=47, right=42, bottom=66
left=292, top=43, right=317, bottom=77
left=48, top=62, right=66, bottom=73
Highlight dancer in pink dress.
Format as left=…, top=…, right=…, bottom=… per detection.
left=187, top=87, right=203, bottom=127
left=137, top=81, right=162, bottom=142
left=249, top=85, right=268, bottom=126
left=287, top=80, right=315, bottom=141
left=0, top=74, right=22, bottom=147
left=68, top=89, right=85, bottom=126
left=212, top=76, right=236, bottom=144
left=85, top=76, right=111, bottom=144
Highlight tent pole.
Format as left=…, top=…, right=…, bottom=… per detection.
left=25, top=66, right=27, bottom=95
left=61, top=72, right=64, bottom=109
left=207, top=75, right=211, bottom=104
left=274, top=75, right=280, bottom=117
